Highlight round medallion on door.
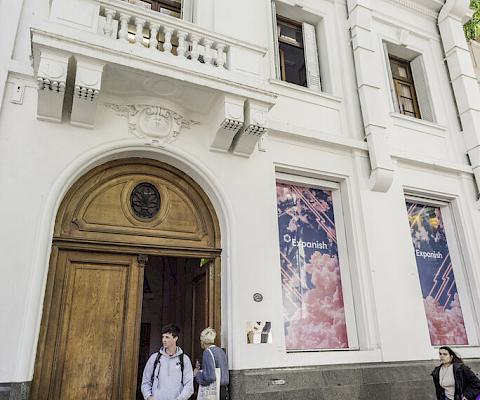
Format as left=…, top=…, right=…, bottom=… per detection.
left=130, top=182, right=161, bottom=220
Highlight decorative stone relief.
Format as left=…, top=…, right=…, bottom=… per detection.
left=105, top=103, right=197, bottom=145
left=211, top=94, right=245, bottom=152
left=36, top=50, right=69, bottom=123
left=71, top=57, right=105, bottom=128
left=232, top=99, right=269, bottom=157
left=388, top=0, right=439, bottom=18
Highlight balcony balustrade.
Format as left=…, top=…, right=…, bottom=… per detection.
left=98, top=0, right=228, bottom=70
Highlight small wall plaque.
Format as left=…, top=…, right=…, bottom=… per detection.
left=253, top=293, right=263, bottom=302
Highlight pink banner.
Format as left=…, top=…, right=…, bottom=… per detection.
left=277, top=182, right=348, bottom=350
left=406, top=201, right=468, bottom=345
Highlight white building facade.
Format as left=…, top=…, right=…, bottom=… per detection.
left=1, top=0, right=480, bottom=398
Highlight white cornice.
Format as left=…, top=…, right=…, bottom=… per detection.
left=382, top=0, right=442, bottom=19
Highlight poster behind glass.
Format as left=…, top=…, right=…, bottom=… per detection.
left=406, top=201, right=468, bottom=345
left=276, top=182, right=348, bottom=351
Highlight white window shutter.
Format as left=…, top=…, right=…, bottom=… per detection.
left=383, top=42, right=399, bottom=113
left=302, top=22, right=321, bottom=91
left=411, top=56, right=435, bottom=122
left=271, top=2, right=281, bottom=80
left=181, top=0, right=194, bottom=22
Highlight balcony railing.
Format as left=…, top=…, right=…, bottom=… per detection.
left=98, top=0, right=228, bottom=70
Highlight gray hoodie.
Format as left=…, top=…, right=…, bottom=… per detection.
left=141, top=347, right=194, bottom=400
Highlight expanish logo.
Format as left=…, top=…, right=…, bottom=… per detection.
left=415, top=249, right=443, bottom=259
left=283, top=234, right=328, bottom=250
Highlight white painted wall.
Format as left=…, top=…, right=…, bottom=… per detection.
left=1, top=0, right=480, bottom=385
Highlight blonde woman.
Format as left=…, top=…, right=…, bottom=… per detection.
left=194, top=327, right=229, bottom=400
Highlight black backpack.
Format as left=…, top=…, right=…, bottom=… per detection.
left=150, top=351, right=185, bottom=384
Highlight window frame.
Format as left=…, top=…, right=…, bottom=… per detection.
left=271, top=1, right=322, bottom=92
left=128, top=0, right=194, bottom=21
left=144, top=0, right=181, bottom=15
left=276, top=16, right=307, bottom=87
left=389, top=56, right=421, bottom=119
left=404, top=195, right=479, bottom=347
left=275, top=172, right=359, bottom=351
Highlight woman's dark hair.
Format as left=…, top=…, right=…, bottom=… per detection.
left=161, top=323, right=180, bottom=338
left=439, top=346, right=463, bottom=364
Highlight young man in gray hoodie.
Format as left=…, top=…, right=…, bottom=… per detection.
left=141, top=324, right=194, bottom=400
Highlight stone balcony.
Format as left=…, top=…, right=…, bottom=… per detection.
left=31, top=0, right=276, bottom=155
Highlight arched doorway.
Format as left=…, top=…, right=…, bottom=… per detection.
left=31, top=158, right=221, bottom=400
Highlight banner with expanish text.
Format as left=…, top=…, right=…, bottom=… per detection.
left=276, top=182, right=348, bottom=350
left=406, top=201, right=468, bottom=345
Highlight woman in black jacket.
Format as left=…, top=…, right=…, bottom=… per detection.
left=431, top=346, right=480, bottom=400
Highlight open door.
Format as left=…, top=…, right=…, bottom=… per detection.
left=31, top=250, right=144, bottom=400
left=191, top=259, right=212, bottom=366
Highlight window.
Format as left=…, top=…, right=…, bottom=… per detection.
left=389, top=56, right=421, bottom=119
left=277, top=17, right=307, bottom=87
left=405, top=198, right=478, bottom=346
left=384, top=42, right=435, bottom=122
left=275, top=174, right=358, bottom=351
left=128, top=0, right=193, bottom=20
left=139, top=0, right=181, bottom=18
left=272, top=3, right=321, bottom=91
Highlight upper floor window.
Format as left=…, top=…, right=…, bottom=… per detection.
left=277, top=17, right=307, bottom=87
left=384, top=42, right=435, bottom=122
left=389, top=56, right=421, bottom=119
left=129, top=0, right=186, bottom=19
left=272, top=2, right=322, bottom=91
left=142, top=0, right=181, bottom=17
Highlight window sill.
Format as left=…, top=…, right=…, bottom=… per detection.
left=389, top=112, right=447, bottom=138
left=269, top=78, right=342, bottom=108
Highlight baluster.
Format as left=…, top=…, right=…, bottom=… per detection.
left=189, top=34, right=200, bottom=62
left=104, top=8, right=116, bottom=37
left=176, top=30, right=188, bottom=58
left=118, top=13, right=130, bottom=42
left=134, top=18, right=146, bottom=46
left=215, top=43, right=226, bottom=68
left=202, top=39, right=213, bottom=65
left=149, top=23, right=160, bottom=50
left=163, top=27, right=174, bottom=54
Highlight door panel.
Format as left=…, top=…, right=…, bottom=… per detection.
left=32, top=250, right=143, bottom=400
left=55, top=262, right=127, bottom=399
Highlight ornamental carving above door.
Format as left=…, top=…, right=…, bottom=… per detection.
left=54, top=159, right=220, bottom=250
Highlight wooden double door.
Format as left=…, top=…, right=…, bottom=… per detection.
left=33, top=249, right=212, bottom=400
left=31, top=159, right=221, bottom=400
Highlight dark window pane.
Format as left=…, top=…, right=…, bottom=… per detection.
left=279, top=42, right=307, bottom=87
left=278, top=22, right=303, bottom=46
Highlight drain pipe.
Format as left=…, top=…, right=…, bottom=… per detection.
left=347, top=0, right=394, bottom=192
left=438, top=0, right=480, bottom=202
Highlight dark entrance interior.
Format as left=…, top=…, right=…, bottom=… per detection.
left=136, top=256, right=210, bottom=399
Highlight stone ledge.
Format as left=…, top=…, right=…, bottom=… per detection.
left=229, top=360, right=480, bottom=400
left=0, top=382, right=30, bottom=400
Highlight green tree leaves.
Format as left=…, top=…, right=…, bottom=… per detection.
left=465, top=0, right=480, bottom=40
